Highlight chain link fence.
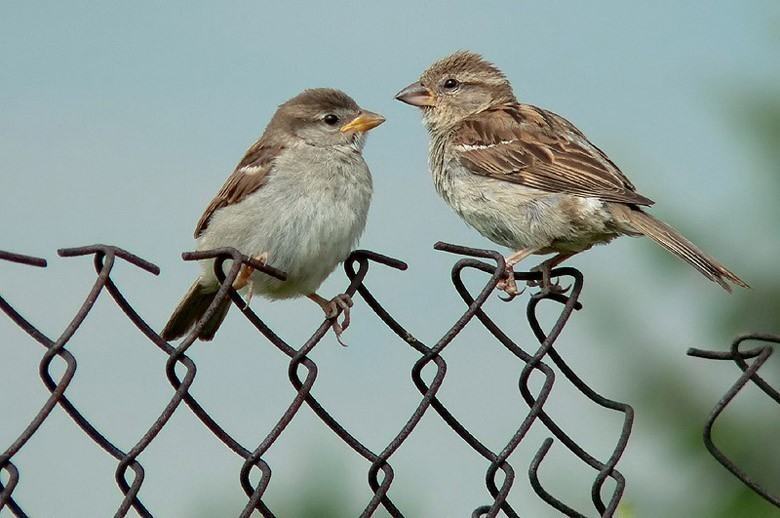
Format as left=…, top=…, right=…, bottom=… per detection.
left=1, top=244, right=777, bottom=517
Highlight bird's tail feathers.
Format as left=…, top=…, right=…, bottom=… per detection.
left=161, top=280, right=231, bottom=341
left=625, top=209, right=748, bottom=292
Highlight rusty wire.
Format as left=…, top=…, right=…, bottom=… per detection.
left=1, top=244, right=776, bottom=517
left=688, top=333, right=780, bottom=508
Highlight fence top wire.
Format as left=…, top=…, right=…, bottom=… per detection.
left=1, top=243, right=777, bottom=517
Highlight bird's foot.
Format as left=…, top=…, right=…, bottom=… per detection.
left=495, top=248, right=537, bottom=302
left=527, top=261, right=570, bottom=296
left=311, top=293, right=353, bottom=346
left=233, top=252, right=269, bottom=308
left=324, top=294, right=353, bottom=346
left=496, top=266, right=525, bottom=302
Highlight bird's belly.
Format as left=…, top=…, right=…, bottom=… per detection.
left=197, top=167, right=371, bottom=298
left=436, top=165, right=617, bottom=253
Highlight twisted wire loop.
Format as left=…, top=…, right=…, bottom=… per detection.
left=0, top=246, right=158, bottom=518
left=222, top=249, right=408, bottom=518
left=687, top=333, right=780, bottom=508
left=437, top=243, right=632, bottom=518
left=0, top=251, right=47, bottom=517
left=346, top=245, right=522, bottom=518
left=98, top=247, right=284, bottom=518
left=2, top=243, right=772, bottom=517
left=346, top=242, right=632, bottom=518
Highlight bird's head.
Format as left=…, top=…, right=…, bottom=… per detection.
left=270, top=88, right=385, bottom=151
left=395, top=51, right=515, bottom=133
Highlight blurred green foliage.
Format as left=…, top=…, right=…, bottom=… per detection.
left=627, top=40, right=780, bottom=518
left=705, top=85, right=780, bottom=518
left=718, top=88, right=780, bottom=334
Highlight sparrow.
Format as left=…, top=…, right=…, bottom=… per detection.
left=395, top=51, right=747, bottom=298
left=161, top=88, right=385, bottom=342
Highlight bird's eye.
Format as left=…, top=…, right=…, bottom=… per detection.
left=323, top=114, right=340, bottom=125
left=443, top=78, right=459, bottom=90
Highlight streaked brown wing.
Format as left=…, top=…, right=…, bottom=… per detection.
left=194, top=142, right=285, bottom=238
left=453, top=103, right=654, bottom=206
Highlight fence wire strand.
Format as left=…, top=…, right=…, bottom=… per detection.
left=1, top=245, right=777, bottom=517
left=687, top=333, right=780, bottom=508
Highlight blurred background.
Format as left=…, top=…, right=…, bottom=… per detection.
left=1, top=1, right=778, bottom=516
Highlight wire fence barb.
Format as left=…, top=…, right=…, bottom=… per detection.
left=1, top=245, right=777, bottom=517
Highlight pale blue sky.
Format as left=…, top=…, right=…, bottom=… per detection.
left=2, top=2, right=778, bottom=517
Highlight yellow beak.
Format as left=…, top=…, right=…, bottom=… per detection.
left=340, top=110, right=386, bottom=133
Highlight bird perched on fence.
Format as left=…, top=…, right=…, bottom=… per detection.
left=395, top=51, right=747, bottom=298
left=162, top=89, right=385, bottom=342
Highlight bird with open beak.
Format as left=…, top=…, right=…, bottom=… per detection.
left=396, top=51, right=746, bottom=298
left=162, top=88, right=385, bottom=343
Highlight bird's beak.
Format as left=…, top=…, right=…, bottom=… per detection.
left=340, top=110, right=386, bottom=133
left=394, top=81, right=435, bottom=107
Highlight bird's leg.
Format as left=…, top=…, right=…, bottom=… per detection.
left=232, top=252, right=269, bottom=307
left=528, top=252, right=575, bottom=295
left=308, top=292, right=354, bottom=346
left=496, top=248, right=537, bottom=302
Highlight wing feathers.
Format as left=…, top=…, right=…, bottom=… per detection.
left=194, top=142, right=285, bottom=238
left=453, top=103, right=654, bottom=206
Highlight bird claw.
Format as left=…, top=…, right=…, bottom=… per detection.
left=539, top=281, right=572, bottom=297
left=244, top=281, right=254, bottom=309
left=528, top=262, right=571, bottom=296
left=323, top=293, right=352, bottom=346
left=233, top=252, right=269, bottom=308
left=496, top=266, right=525, bottom=302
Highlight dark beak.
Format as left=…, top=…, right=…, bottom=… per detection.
left=394, top=81, right=435, bottom=107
